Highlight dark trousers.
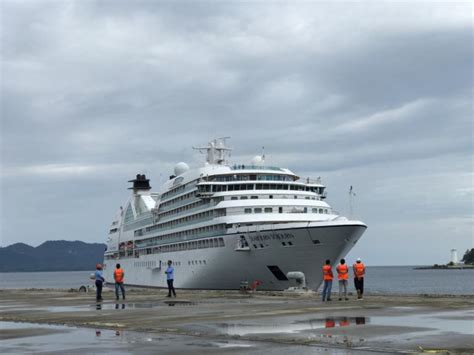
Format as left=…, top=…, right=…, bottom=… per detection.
left=95, top=280, right=103, bottom=300
left=167, top=279, right=176, bottom=297
left=354, top=277, right=364, bottom=295
left=115, top=282, right=125, bottom=300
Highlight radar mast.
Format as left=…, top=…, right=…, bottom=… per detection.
left=193, top=137, right=232, bottom=165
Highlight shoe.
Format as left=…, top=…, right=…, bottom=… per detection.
left=327, top=298, right=332, bottom=301
left=338, top=298, right=342, bottom=301
left=345, top=298, right=349, bottom=301
left=166, top=295, right=171, bottom=298
left=116, top=298, right=119, bottom=301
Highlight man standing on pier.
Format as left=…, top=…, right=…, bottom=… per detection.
left=114, top=263, right=125, bottom=301
left=95, top=264, right=105, bottom=301
left=321, top=259, right=333, bottom=302
left=165, top=260, right=176, bottom=297
left=353, top=258, right=366, bottom=300
left=336, top=259, right=349, bottom=301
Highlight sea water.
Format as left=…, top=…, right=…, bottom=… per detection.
left=0, top=267, right=473, bottom=295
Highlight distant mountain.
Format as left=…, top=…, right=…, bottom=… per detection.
left=0, top=240, right=106, bottom=272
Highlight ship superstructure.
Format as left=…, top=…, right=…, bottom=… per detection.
left=103, top=138, right=366, bottom=290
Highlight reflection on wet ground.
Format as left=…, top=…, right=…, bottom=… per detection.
left=370, top=310, right=474, bottom=335
left=212, top=317, right=368, bottom=336
left=0, top=301, right=194, bottom=313
left=192, top=309, right=473, bottom=338
left=323, top=317, right=366, bottom=328
left=94, top=300, right=195, bottom=310
left=0, top=321, right=258, bottom=354
left=94, top=303, right=162, bottom=311
left=1, top=321, right=357, bottom=354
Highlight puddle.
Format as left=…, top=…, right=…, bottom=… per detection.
left=214, top=317, right=368, bottom=336
left=0, top=321, right=258, bottom=354
left=370, top=311, right=474, bottom=335
left=197, top=309, right=473, bottom=338
left=94, top=303, right=162, bottom=311
left=0, top=303, right=167, bottom=313
left=0, top=301, right=195, bottom=313
left=164, top=300, right=195, bottom=307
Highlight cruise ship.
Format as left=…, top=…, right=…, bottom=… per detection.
left=103, top=138, right=367, bottom=290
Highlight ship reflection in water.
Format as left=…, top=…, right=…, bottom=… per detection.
left=324, top=317, right=366, bottom=328
left=217, top=317, right=369, bottom=336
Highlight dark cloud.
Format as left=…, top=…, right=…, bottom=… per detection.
left=1, top=1, right=472, bottom=265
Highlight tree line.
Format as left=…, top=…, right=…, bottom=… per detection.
left=462, top=248, right=474, bottom=264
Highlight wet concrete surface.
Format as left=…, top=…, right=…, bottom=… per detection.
left=0, top=288, right=473, bottom=354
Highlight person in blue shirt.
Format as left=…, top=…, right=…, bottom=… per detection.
left=95, top=263, right=105, bottom=301
left=165, top=260, right=176, bottom=297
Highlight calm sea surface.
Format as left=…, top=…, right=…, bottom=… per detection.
left=0, top=267, right=473, bottom=295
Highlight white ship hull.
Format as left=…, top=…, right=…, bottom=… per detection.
left=104, top=221, right=366, bottom=291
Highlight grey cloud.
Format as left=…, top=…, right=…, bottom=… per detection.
left=1, top=1, right=472, bottom=265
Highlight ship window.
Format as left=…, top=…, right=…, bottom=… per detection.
left=269, top=195, right=273, bottom=199
left=124, top=204, right=134, bottom=224
left=240, top=196, right=248, bottom=200
left=288, top=241, right=293, bottom=246
left=278, top=207, right=283, bottom=213
left=312, top=208, right=318, bottom=213
left=303, top=207, right=307, bottom=213
left=254, top=208, right=262, bottom=213
left=319, top=208, right=323, bottom=213
left=251, top=196, right=258, bottom=199
left=244, top=208, right=252, bottom=214
left=231, top=196, right=238, bottom=200
left=325, top=209, right=328, bottom=213
left=264, top=207, right=273, bottom=213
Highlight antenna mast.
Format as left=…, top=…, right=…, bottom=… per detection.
left=349, top=186, right=356, bottom=219
left=193, top=137, right=232, bottom=165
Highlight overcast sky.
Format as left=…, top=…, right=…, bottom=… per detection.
left=1, top=1, right=472, bottom=265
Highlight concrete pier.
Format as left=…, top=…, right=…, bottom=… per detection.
left=1, top=288, right=473, bottom=354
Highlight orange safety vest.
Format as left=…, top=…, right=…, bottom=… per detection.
left=325, top=319, right=335, bottom=328
left=114, top=268, right=124, bottom=283
left=336, top=264, right=349, bottom=280
left=322, top=265, right=333, bottom=281
left=339, top=318, right=350, bottom=327
left=353, top=263, right=366, bottom=278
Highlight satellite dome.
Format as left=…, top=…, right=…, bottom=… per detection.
left=174, top=162, right=190, bottom=176
left=251, top=155, right=264, bottom=165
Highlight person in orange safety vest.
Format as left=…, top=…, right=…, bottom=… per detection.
left=114, top=263, right=125, bottom=301
left=336, top=259, right=349, bottom=301
left=321, top=259, right=333, bottom=302
left=353, top=258, right=366, bottom=300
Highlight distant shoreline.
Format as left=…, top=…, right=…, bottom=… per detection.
left=0, top=265, right=469, bottom=273
left=0, top=269, right=93, bottom=273
left=414, top=265, right=474, bottom=270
